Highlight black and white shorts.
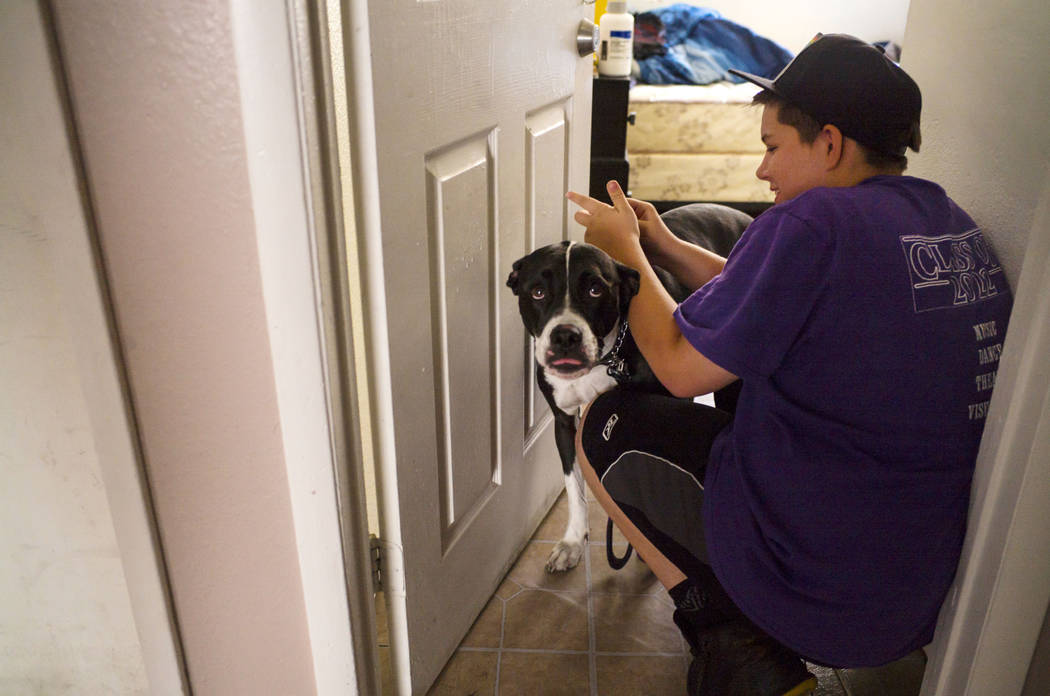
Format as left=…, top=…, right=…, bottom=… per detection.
left=579, top=386, right=736, bottom=581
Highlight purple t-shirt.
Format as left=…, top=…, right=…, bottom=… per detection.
left=674, top=176, right=1013, bottom=666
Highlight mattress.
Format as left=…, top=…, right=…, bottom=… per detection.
left=627, top=82, right=773, bottom=203
left=629, top=152, right=769, bottom=202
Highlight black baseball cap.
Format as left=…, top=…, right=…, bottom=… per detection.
left=729, top=33, right=922, bottom=156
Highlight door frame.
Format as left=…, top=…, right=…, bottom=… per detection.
left=332, top=0, right=414, bottom=689
left=238, top=0, right=384, bottom=692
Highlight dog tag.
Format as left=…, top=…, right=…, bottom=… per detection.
left=606, top=358, right=629, bottom=384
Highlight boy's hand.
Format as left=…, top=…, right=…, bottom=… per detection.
left=626, top=197, right=677, bottom=268
left=566, top=180, right=644, bottom=266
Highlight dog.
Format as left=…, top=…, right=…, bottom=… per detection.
left=506, top=203, right=752, bottom=572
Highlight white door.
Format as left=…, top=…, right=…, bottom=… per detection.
left=362, top=0, right=594, bottom=692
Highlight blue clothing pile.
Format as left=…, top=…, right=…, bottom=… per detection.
left=634, top=4, right=793, bottom=85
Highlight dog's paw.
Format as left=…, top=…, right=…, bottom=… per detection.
left=545, top=539, right=584, bottom=572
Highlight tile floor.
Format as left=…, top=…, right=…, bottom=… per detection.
left=379, top=490, right=921, bottom=695
left=417, top=490, right=692, bottom=696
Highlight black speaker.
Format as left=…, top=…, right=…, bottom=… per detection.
left=591, top=76, right=631, bottom=158
left=590, top=77, right=632, bottom=205
left=589, top=159, right=629, bottom=205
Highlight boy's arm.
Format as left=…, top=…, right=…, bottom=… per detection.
left=567, top=182, right=737, bottom=397
left=628, top=197, right=727, bottom=292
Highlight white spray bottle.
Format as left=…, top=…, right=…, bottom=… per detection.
left=597, top=1, right=634, bottom=77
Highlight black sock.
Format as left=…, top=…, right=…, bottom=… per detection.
left=669, top=570, right=743, bottom=627
left=669, top=578, right=709, bottom=611
left=670, top=578, right=727, bottom=654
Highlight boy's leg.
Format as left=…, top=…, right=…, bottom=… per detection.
left=577, top=422, right=687, bottom=589
left=575, top=389, right=741, bottom=633
left=577, top=389, right=817, bottom=696
left=576, top=389, right=730, bottom=577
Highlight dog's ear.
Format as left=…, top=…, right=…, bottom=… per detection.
left=506, top=258, right=524, bottom=295
left=616, top=262, right=641, bottom=314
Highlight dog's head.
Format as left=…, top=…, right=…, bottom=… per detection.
left=507, top=241, right=640, bottom=379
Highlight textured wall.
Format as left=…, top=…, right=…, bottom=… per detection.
left=49, top=1, right=318, bottom=693
left=0, top=2, right=149, bottom=692
left=903, top=0, right=1050, bottom=289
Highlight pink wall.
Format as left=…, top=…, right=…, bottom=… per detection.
left=50, top=2, right=317, bottom=692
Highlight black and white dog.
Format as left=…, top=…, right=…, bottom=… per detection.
left=506, top=203, right=752, bottom=572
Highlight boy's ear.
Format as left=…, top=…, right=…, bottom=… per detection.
left=506, top=259, right=524, bottom=295
left=616, top=263, right=640, bottom=314
left=820, top=124, right=845, bottom=168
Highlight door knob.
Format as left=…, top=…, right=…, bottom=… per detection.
left=577, top=19, right=599, bottom=57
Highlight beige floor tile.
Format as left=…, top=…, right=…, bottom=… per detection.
left=495, top=577, right=524, bottom=601
left=588, top=544, right=663, bottom=596
left=589, top=500, right=628, bottom=545
left=460, top=595, right=503, bottom=649
left=503, top=590, right=589, bottom=651
left=418, top=483, right=706, bottom=694
left=592, top=593, right=683, bottom=654
left=425, top=650, right=498, bottom=696
left=532, top=493, right=569, bottom=542
left=498, top=652, right=590, bottom=696
left=507, top=541, right=588, bottom=592
left=595, top=654, right=689, bottom=695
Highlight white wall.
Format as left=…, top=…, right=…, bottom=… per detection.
left=47, top=0, right=352, bottom=692
left=2, top=1, right=365, bottom=693
left=902, top=1, right=1049, bottom=289
left=628, top=0, right=911, bottom=53
left=0, top=2, right=149, bottom=692
left=902, top=1, right=1050, bottom=695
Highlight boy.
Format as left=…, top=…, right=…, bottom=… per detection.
left=566, top=34, right=1013, bottom=695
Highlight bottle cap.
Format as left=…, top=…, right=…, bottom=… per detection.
left=607, top=1, right=628, bottom=13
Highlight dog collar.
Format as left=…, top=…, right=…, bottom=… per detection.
left=598, top=319, right=630, bottom=384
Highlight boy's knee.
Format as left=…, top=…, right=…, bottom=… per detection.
left=576, top=390, right=623, bottom=479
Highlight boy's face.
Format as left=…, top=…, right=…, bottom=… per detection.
left=756, top=103, right=829, bottom=204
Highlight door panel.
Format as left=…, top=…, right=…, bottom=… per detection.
left=365, top=1, right=592, bottom=692
left=424, top=130, right=501, bottom=552
left=524, top=99, right=572, bottom=438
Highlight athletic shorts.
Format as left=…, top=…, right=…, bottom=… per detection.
left=579, top=386, right=735, bottom=582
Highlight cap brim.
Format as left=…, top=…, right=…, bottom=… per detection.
left=728, top=69, right=775, bottom=92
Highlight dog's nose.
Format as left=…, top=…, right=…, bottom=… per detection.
left=550, top=324, right=583, bottom=351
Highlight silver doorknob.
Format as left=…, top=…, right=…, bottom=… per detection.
left=577, top=19, right=599, bottom=57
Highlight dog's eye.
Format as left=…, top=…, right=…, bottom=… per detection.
left=588, top=283, right=604, bottom=298
left=530, top=287, right=546, bottom=300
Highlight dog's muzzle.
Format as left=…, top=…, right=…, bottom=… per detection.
left=546, top=323, right=587, bottom=373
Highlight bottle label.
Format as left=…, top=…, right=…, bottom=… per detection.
left=603, top=34, right=632, bottom=60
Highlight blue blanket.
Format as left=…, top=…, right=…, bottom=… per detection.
left=634, top=4, right=793, bottom=85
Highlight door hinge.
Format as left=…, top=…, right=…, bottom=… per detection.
left=369, top=534, right=383, bottom=593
